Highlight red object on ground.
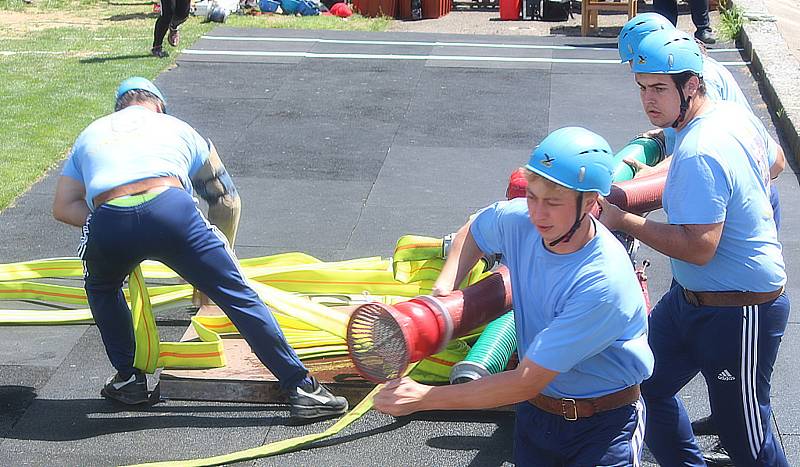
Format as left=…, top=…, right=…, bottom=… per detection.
left=330, top=2, right=353, bottom=17
left=347, top=266, right=513, bottom=383
left=352, top=0, right=397, bottom=17
left=499, top=0, right=520, bottom=20
left=421, top=0, right=450, bottom=19
left=153, top=1, right=161, bottom=13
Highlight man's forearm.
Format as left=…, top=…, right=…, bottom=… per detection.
left=434, top=223, right=484, bottom=293
left=422, top=362, right=555, bottom=411
left=616, top=212, right=716, bottom=265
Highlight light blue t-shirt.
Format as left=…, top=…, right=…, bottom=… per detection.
left=664, top=101, right=785, bottom=292
left=665, top=56, right=755, bottom=155
left=471, top=199, right=653, bottom=399
left=62, top=105, right=211, bottom=210
left=703, top=56, right=752, bottom=111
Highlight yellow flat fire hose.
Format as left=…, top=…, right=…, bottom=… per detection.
left=0, top=235, right=488, bottom=465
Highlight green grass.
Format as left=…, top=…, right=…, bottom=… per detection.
left=0, top=1, right=389, bottom=210
left=717, top=2, right=746, bottom=42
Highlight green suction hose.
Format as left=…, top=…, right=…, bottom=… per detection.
left=449, top=311, right=516, bottom=384
left=611, top=135, right=667, bottom=182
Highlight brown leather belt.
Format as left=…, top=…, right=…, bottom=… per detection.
left=93, top=176, right=183, bottom=209
left=682, top=286, right=784, bottom=307
left=528, top=385, right=640, bottom=421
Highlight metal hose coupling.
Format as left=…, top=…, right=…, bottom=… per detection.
left=346, top=266, right=513, bottom=383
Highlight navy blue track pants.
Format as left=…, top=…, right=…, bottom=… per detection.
left=79, top=188, right=309, bottom=390
left=642, top=284, right=790, bottom=466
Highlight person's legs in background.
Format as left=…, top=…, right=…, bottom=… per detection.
left=167, top=0, right=191, bottom=47
left=652, top=0, right=678, bottom=25
left=152, top=0, right=176, bottom=57
left=689, top=0, right=716, bottom=44
left=652, top=0, right=715, bottom=44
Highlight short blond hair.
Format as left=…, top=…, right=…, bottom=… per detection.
left=522, top=168, right=574, bottom=195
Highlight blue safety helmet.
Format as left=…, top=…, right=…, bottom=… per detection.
left=617, top=13, right=674, bottom=62
left=524, top=127, right=615, bottom=196
left=115, top=77, right=166, bottom=111
left=630, top=28, right=703, bottom=75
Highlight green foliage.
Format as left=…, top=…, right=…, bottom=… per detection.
left=0, top=3, right=388, bottom=210
left=717, top=2, right=746, bottom=42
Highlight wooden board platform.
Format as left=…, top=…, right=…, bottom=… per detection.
left=159, top=305, right=374, bottom=407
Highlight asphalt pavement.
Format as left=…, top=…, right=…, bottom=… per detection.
left=0, top=27, right=797, bottom=466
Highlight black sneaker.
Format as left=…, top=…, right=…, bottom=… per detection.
left=101, top=371, right=149, bottom=405
left=691, top=414, right=717, bottom=436
left=288, top=376, right=348, bottom=420
left=703, top=441, right=733, bottom=466
left=695, top=28, right=717, bottom=45
left=151, top=46, right=169, bottom=58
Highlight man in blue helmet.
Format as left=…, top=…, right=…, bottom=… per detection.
left=52, top=77, right=348, bottom=421
left=374, top=127, right=654, bottom=466
left=618, top=15, right=785, bottom=233
left=599, top=29, right=790, bottom=466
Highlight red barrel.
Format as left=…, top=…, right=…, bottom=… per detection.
left=500, top=0, right=521, bottom=20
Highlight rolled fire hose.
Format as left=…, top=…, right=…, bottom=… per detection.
left=450, top=135, right=667, bottom=384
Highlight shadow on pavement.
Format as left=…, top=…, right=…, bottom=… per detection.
left=3, top=397, right=295, bottom=441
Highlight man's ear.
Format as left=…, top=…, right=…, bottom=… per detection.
left=582, top=192, right=599, bottom=213
left=685, top=75, right=700, bottom=97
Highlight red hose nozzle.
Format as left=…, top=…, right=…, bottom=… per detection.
left=347, top=266, right=513, bottom=383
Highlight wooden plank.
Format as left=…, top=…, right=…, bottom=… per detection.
left=159, top=305, right=374, bottom=406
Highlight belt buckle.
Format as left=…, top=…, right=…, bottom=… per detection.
left=560, top=398, right=578, bottom=421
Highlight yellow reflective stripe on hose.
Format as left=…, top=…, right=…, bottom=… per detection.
left=129, top=382, right=384, bottom=467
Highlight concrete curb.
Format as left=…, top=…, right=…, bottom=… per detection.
left=733, top=0, right=800, bottom=163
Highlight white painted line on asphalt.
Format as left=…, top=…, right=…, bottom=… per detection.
left=182, top=49, right=750, bottom=66
left=183, top=49, right=625, bottom=63
left=202, top=35, right=744, bottom=54
left=202, top=36, right=618, bottom=52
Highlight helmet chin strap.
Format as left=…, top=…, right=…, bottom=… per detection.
left=548, top=193, right=585, bottom=248
left=671, top=86, right=691, bottom=128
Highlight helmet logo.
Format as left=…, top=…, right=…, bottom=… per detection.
left=637, top=55, right=646, bottom=65
left=668, top=54, right=674, bottom=69
left=541, top=153, right=555, bottom=167
left=578, top=167, right=586, bottom=183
